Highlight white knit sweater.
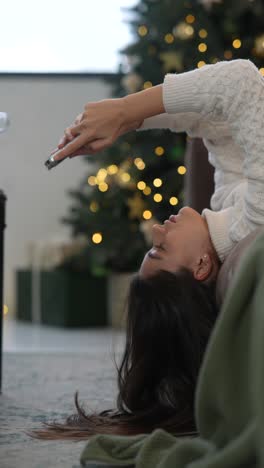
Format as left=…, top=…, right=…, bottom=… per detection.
left=138, top=59, right=264, bottom=263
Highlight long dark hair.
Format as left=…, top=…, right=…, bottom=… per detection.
left=29, top=267, right=219, bottom=440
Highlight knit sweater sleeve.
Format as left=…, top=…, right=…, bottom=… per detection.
left=137, top=112, right=201, bottom=133
left=162, top=59, right=264, bottom=260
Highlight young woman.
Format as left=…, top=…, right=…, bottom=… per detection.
left=32, top=59, right=264, bottom=440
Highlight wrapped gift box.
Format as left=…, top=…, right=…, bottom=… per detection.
left=16, top=269, right=108, bottom=327
left=15, top=235, right=108, bottom=327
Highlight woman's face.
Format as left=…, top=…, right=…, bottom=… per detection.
left=140, top=207, right=212, bottom=278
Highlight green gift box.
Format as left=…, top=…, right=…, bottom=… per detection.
left=15, top=269, right=108, bottom=327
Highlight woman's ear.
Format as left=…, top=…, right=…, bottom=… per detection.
left=192, top=254, right=213, bottom=281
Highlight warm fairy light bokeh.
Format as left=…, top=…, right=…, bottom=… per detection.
left=92, top=233, right=103, bottom=244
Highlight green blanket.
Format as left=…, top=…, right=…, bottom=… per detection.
left=80, top=231, right=264, bottom=468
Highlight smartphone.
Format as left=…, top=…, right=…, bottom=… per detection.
left=44, top=153, right=67, bottom=170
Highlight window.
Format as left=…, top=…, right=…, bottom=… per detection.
left=0, top=0, right=135, bottom=73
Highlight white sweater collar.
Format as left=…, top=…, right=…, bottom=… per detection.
left=202, top=207, right=236, bottom=263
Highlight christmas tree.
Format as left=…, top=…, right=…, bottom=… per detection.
left=61, top=0, right=264, bottom=274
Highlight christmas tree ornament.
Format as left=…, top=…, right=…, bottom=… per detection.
left=159, top=51, right=184, bottom=72
left=127, top=193, right=146, bottom=219
left=119, top=160, right=132, bottom=174
left=115, top=160, right=135, bottom=189
left=121, top=73, right=143, bottom=93
left=173, top=22, right=194, bottom=40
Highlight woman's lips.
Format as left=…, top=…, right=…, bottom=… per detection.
left=164, top=214, right=178, bottom=224
left=164, top=213, right=180, bottom=224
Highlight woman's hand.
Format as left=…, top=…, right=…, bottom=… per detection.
left=52, top=98, right=143, bottom=161
left=50, top=84, right=164, bottom=162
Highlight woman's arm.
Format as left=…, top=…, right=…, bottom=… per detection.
left=52, top=59, right=261, bottom=168
left=52, top=86, right=165, bottom=161
left=176, top=59, right=264, bottom=251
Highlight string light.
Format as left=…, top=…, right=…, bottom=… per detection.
left=98, top=182, right=108, bottom=192
left=155, top=146, right=165, bottom=156
left=92, top=233, right=103, bottom=244
left=173, top=23, right=194, bottom=39
left=154, top=193, right=163, bottom=202
left=259, top=68, right=264, bottom=76
left=97, top=168, right=107, bottom=182
left=4, top=304, right=8, bottom=315
left=185, top=14, right=195, bottom=24
left=198, top=61, right=206, bottom=68
left=88, top=176, right=97, bottom=186
left=185, top=25, right=194, bottom=37
left=143, top=81, right=153, bottom=89
left=153, top=178, right=162, bottom=187
left=198, top=43, right=207, bottom=53
left=138, top=25, right=148, bottom=36
left=232, top=39, right=242, bottom=49
left=137, top=181, right=146, bottom=190
left=143, top=210, right=152, bottom=220
left=169, top=197, right=179, bottom=206
left=90, top=201, right=99, bottom=213
left=143, top=186, right=152, bottom=195
left=134, top=158, right=145, bottom=170
left=178, top=166, right=187, bottom=175
left=164, top=33, right=174, bottom=44
left=120, top=172, right=131, bottom=183
left=199, top=29, right=208, bottom=38
left=107, top=164, right=118, bottom=175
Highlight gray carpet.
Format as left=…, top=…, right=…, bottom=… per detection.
left=0, top=344, right=124, bottom=468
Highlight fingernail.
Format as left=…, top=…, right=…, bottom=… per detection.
left=52, top=152, right=60, bottom=161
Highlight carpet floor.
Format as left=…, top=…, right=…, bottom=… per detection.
left=0, top=337, right=124, bottom=468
